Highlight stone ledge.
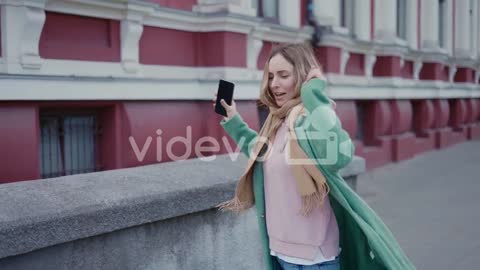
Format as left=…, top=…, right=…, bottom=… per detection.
left=0, top=154, right=365, bottom=259
left=339, top=156, right=366, bottom=177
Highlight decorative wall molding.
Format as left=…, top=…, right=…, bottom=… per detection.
left=0, top=74, right=262, bottom=101
left=326, top=73, right=370, bottom=86
left=317, top=28, right=462, bottom=70
left=448, top=64, right=458, bottom=83
left=251, top=25, right=313, bottom=44
left=318, top=30, right=426, bottom=62
left=121, top=20, right=143, bottom=73
left=247, top=35, right=263, bottom=70
left=0, top=0, right=478, bottom=92
left=1, top=1, right=47, bottom=70
left=364, top=53, right=377, bottom=79
left=0, top=0, right=294, bottom=48
left=0, top=0, right=313, bottom=78
left=314, top=32, right=354, bottom=51
left=413, top=58, right=423, bottom=80
left=2, top=73, right=478, bottom=101
left=0, top=0, right=46, bottom=8
left=193, top=0, right=257, bottom=17
left=372, top=43, right=409, bottom=57
left=453, top=57, right=480, bottom=69
left=340, top=49, right=350, bottom=75
left=399, top=57, right=405, bottom=70
left=419, top=50, right=450, bottom=63
left=43, top=0, right=150, bottom=21
left=40, top=0, right=311, bottom=43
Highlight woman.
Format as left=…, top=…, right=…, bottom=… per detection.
left=213, top=43, right=415, bottom=270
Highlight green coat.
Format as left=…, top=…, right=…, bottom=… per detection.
left=220, top=79, right=416, bottom=270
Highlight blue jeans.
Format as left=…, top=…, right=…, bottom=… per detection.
left=276, top=256, right=340, bottom=270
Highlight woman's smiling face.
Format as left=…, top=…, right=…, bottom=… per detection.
left=268, top=53, right=296, bottom=107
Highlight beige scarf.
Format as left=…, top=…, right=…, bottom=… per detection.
left=217, top=102, right=330, bottom=216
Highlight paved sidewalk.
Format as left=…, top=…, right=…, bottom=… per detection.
left=356, top=141, right=480, bottom=270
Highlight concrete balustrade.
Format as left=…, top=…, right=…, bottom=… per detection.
left=0, top=154, right=365, bottom=270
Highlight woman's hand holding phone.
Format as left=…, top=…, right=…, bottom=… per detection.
left=212, top=93, right=238, bottom=121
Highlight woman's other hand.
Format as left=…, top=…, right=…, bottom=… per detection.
left=212, top=92, right=238, bottom=121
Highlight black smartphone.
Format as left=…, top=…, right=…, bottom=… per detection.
left=215, top=79, right=235, bottom=117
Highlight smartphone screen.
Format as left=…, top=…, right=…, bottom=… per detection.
left=215, top=79, right=235, bottom=117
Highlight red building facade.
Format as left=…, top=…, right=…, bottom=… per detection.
left=0, top=0, right=479, bottom=183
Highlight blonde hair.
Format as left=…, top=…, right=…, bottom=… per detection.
left=258, top=42, right=321, bottom=111
left=216, top=42, right=329, bottom=216
left=255, top=42, right=322, bottom=147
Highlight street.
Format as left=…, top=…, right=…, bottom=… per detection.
left=357, top=141, right=480, bottom=270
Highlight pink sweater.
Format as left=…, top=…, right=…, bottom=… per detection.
left=263, top=120, right=340, bottom=261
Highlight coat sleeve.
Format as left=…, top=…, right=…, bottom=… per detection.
left=300, top=78, right=355, bottom=172
left=220, top=113, right=259, bottom=159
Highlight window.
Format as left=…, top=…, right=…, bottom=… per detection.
left=39, top=112, right=102, bottom=178
left=469, top=0, right=475, bottom=54
left=340, top=0, right=355, bottom=35
left=396, top=0, right=407, bottom=40
left=438, top=0, right=447, bottom=48
left=255, top=0, right=279, bottom=23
